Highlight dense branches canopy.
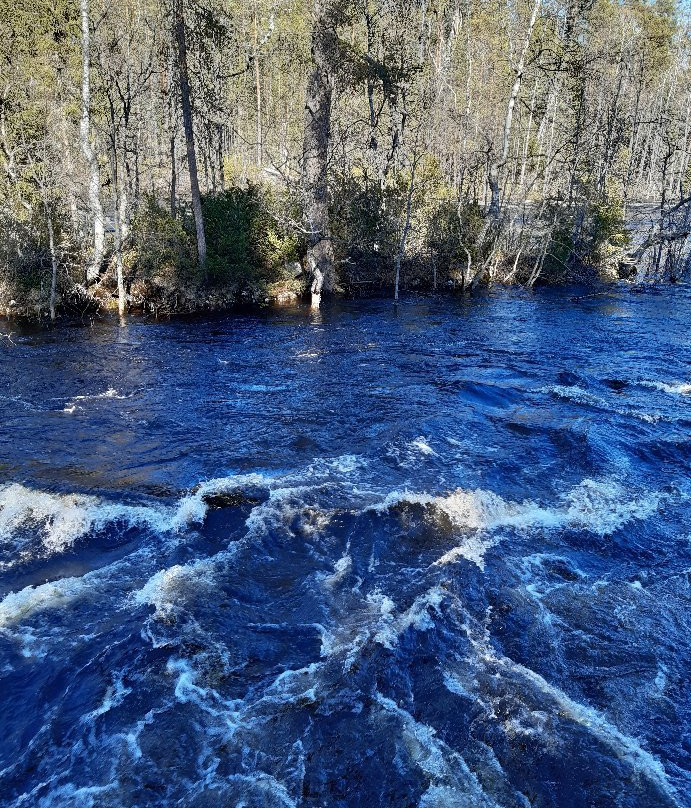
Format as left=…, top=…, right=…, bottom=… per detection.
left=0, top=0, right=689, bottom=317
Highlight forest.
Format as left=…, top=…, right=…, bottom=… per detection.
left=0, top=0, right=690, bottom=319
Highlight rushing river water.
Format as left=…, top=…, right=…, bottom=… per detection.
left=0, top=287, right=689, bottom=808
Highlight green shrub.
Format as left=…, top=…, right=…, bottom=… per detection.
left=543, top=193, right=631, bottom=281
left=330, top=172, right=402, bottom=265
left=130, top=196, right=196, bottom=282
left=0, top=201, right=74, bottom=316
left=425, top=200, right=486, bottom=267
left=202, top=185, right=302, bottom=288
left=588, top=196, right=631, bottom=267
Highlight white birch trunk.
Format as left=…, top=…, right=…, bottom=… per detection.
left=488, top=0, right=541, bottom=218
left=46, top=211, right=58, bottom=322
left=80, top=0, right=104, bottom=285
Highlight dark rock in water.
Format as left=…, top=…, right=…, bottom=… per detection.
left=140, top=483, right=182, bottom=499
left=557, top=370, right=584, bottom=386
left=603, top=378, right=628, bottom=392
left=291, top=434, right=321, bottom=451
left=541, top=555, right=585, bottom=582
left=202, top=491, right=263, bottom=509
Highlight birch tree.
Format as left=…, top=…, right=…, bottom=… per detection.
left=80, top=0, right=105, bottom=285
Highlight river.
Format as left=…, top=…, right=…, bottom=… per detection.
left=0, top=287, right=689, bottom=807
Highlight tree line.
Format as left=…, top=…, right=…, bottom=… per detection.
left=0, top=0, right=689, bottom=319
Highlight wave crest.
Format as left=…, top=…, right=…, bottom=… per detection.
left=0, top=474, right=270, bottom=566
left=376, top=479, right=661, bottom=568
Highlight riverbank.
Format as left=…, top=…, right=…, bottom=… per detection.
left=2, top=281, right=687, bottom=335
left=2, top=193, right=688, bottom=325
left=0, top=276, right=635, bottom=325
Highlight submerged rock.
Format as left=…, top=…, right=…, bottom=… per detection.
left=201, top=491, right=263, bottom=509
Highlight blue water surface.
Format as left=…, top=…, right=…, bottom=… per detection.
left=0, top=287, right=689, bottom=807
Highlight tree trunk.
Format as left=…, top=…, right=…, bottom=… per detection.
left=115, top=206, right=126, bottom=318
left=110, top=144, right=126, bottom=318
left=45, top=207, right=58, bottom=322
left=254, top=10, right=263, bottom=167
left=394, top=153, right=419, bottom=306
left=216, top=124, right=225, bottom=190
left=488, top=0, right=541, bottom=219
left=518, top=76, right=538, bottom=191
left=174, top=0, right=207, bottom=278
left=170, top=133, right=177, bottom=217
left=80, top=0, right=104, bottom=285
left=303, top=0, right=336, bottom=308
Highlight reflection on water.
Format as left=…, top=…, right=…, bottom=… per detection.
left=0, top=286, right=690, bottom=807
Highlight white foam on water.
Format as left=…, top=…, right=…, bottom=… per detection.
left=411, top=437, right=438, bottom=457
left=0, top=473, right=275, bottom=631
left=432, top=537, right=499, bottom=570
left=0, top=546, right=158, bottom=636
left=375, top=478, right=662, bottom=569
left=251, top=663, right=321, bottom=710
left=329, top=453, right=367, bottom=473
left=62, top=387, right=127, bottom=413
left=441, top=670, right=473, bottom=701
left=560, top=478, right=661, bottom=534
left=418, top=784, right=480, bottom=808
left=515, top=553, right=587, bottom=602
left=35, top=782, right=117, bottom=808
left=322, top=553, right=352, bottom=588
left=132, top=548, right=230, bottom=619
left=244, top=485, right=330, bottom=539
left=303, top=453, right=368, bottom=478
left=167, top=657, right=244, bottom=722
left=0, top=457, right=373, bottom=573
left=387, top=437, right=442, bottom=468
left=642, top=380, right=691, bottom=396
left=0, top=575, right=88, bottom=628
left=0, top=484, right=100, bottom=556
left=81, top=672, right=132, bottom=724
left=0, top=474, right=270, bottom=566
left=134, top=563, right=207, bottom=617
left=502, top=710, right=551, bottom=742
left=0, top=483, right=183, bottom=565
left=317, top=586, right=448, bottom=671
left=374, top=695, right=498, bottom=808
left=373, top=586, right=446, bottom=649
left=444, top=622, right=678, bottom=803
left=488, top=655, right=677, bottom=801
left=318, top=590, right=394, bottom=662
left=225, top=773, right=298, bottom=808
left=78, top=388, right=123, bottom=400
left=545, top=384, right=596, bottom=405
left=0, top=513, right=237, bottom=633
left=543, top=384, right=662, bottom=423
left=374, top=485, right=556, bottom=534
left=653, top=665, right=668, bottom=696
left=171, top=472, right=269, bottom=532
left=166, top=654, right=322, bottom=747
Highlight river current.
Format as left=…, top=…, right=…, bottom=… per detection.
left=0, top=288, right=689, bottom=808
